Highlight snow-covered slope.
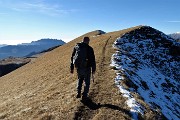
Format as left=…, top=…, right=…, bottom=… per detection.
left=111, top=26, right=180, bottom=120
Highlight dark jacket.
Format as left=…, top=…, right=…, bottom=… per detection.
left=70, top=42, right=96, bottom=73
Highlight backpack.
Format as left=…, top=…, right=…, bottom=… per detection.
left=73, top=43, right=89, bottom=68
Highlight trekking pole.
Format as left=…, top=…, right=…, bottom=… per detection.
left=92, top=73, right=95, bottom=83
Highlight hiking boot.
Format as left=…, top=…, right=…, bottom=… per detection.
left=76, top=93, right=81, bottom=98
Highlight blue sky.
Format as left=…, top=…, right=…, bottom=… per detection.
left=0, top=0, right=180, bottom=45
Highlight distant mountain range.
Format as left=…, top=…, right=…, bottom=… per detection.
left=0, top=44, right=7, bottom=48
left=169, top=32, right=180, bottom=42
left=0, top=39, right=65, bottom=59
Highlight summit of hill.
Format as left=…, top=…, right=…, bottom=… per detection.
left=0, top=25, right=179, bottom=120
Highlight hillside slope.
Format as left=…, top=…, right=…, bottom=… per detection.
left=0, top=27, right=172, bottom=120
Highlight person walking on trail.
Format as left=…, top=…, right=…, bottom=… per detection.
left=70, top=36, right=96, bottom=99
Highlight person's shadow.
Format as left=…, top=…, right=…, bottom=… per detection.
left=80, top=97, right=130, bottom=115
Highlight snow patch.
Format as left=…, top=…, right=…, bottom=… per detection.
left=111, top=54, right=145, bottom=120
left=111, top=26, right=180, bottom=120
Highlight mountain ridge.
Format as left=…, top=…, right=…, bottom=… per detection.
left=111, top=26, right=179, bottom=119
left=0, top=25, right=179, bottom=119
left=20, top=39, right=65, bottom=45
left=0, top=38, right=65, bottom=59
left=0, top=44, right=7, bottom=48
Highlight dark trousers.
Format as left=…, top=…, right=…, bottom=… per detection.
left=77, top=68, right=91, bottom=97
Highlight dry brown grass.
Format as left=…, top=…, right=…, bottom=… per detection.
left=0, top=26, right=160, bottom=120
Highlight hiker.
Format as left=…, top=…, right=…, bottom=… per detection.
left=70, top=36, right=96, bottom=99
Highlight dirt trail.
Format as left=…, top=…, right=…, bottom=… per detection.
left=73, top=36, right=131, bottom=120
left=73, top=37, right=111, bottom=120
left=0, top=27, right=144, bottom=120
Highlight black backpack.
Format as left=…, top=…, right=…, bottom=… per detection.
left=73, top=43, right=89, bottom=68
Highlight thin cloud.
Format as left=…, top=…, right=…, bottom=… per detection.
left=0, top=12, right=9, bottom=16
left=1, top=0, right=77, bottom=16
left=0, top=13, right=8, bottom=15
left=167, top=21, right=180, bottom=23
